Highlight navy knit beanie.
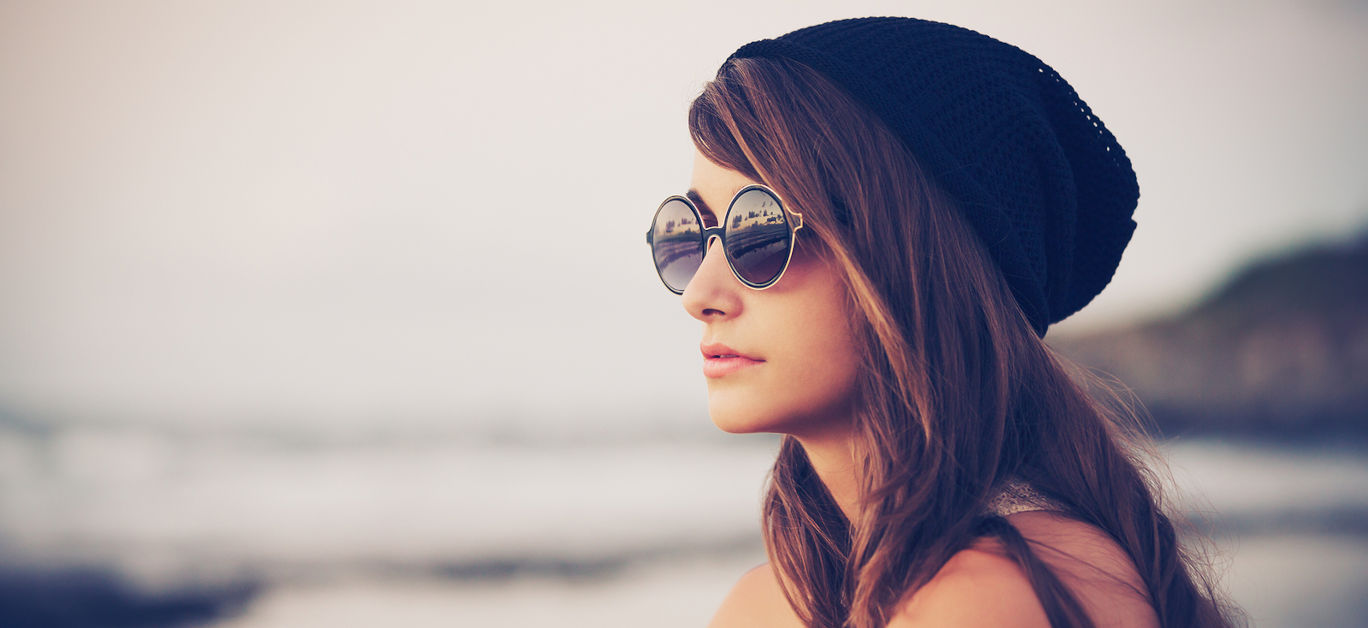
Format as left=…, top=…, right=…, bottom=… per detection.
left=727, top=17, right=1140, bottom=337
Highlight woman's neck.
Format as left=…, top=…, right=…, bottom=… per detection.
left=794, top=426, right=860, bottom=523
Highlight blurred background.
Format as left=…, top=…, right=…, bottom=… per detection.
left=0, top=0, right=1364, bottom=626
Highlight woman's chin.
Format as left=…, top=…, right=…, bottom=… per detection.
left=709, top=414, right=769, bottom=434
left=707, top=391, right=855, bottom=439
left=706, top=397, right=787, bottom=434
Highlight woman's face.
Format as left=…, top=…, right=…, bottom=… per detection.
left=680, top=149, right=862, bottom=439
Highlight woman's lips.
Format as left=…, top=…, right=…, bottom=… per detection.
left=700, top=342, right=764, bottom=378
left=702, top=355, right=763, bottom=378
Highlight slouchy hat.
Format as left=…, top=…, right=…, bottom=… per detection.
left=728, top=17, right=1140, bottom=336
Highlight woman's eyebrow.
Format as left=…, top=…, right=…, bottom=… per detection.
left=686, top=189, right=719, bottom=224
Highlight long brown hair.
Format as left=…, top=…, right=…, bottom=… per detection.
left=688, top=57, right=1237, bottom=628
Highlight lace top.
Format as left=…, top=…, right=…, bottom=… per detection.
left=985, top=480, right=1064, bottom=517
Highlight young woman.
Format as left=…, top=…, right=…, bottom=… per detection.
left=645, top=17, right=1238, bottom=628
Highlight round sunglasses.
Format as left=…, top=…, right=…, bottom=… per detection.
left=646, top=184, right=804, bottom=294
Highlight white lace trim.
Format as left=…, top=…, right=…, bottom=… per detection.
left=985, top=480, right=1062, bottom=517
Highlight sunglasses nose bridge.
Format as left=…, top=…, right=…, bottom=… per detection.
left=678, top=229, right=732, bottom=299
left=694, top=229, right=733, bottom=281
left=700, top=225, right=725, bottom=252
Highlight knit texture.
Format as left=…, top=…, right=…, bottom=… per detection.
left=728, top=17, right=1140, bottom=336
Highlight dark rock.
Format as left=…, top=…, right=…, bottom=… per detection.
left=1050, top=229, right=1368, bottom=438
left=0, top=566, right=258, bottom=628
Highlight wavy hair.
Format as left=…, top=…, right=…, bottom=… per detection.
left=688, top=57, right=1237, bottom=628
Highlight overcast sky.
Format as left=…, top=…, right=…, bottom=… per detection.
left=1, top=0, right=1364, bottom=431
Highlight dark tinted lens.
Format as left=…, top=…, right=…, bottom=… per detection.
left=651, top=198, right=705, bottom=292
left=724, top=188, right=791, bottom=286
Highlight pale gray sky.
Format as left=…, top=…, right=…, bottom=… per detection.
left=1, top=0, right=1364, bottom=430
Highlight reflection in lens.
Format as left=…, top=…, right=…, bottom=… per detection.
left=652, top=199, right=704, bottom=292
left=724, top=188, right=790, bottom=286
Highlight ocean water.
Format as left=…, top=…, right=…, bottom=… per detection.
left=0, top=418, right=1364, bottom=627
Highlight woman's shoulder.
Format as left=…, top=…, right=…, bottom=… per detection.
left=709, top=514, right=1159, bottom=628
left=888, top=536, right=1049, bottom=627
left=889, top=511, right=1160, bottom=627
left=707, top=562, right=806, bottom=628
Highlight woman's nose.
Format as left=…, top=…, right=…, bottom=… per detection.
left=682, top=235, right=742, bottom=322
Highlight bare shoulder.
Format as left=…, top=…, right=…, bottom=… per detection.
left=1005, top=510, right=1160, bottom=627
left=888, top=540, right=1050, bottom=627
left=888, top=512, right=1160, bottom=628
left=707, top=562, right=806, bottom=628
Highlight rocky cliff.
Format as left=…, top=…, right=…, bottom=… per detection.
left=1049, top=231, right=1368, bottom=438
